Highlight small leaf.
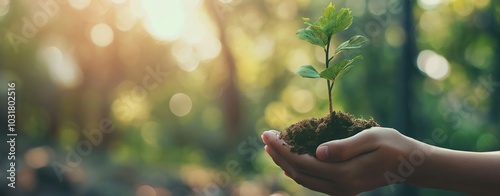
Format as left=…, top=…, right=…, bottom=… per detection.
left=335, top=35, right=369, bottom=54
left=320, top=55, right=363, bottom=81
left=296, top=65, right=320, bottom=78
left=302, top=17, right=314, bottom=26
left=318, top=5, right=353, bottom=36
left=296, top=27, right=326, bottom=47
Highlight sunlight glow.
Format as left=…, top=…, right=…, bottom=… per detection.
left=417, top=50, right=450, bottom=80
left=112, top=81, right=151, bottom=123
left=169, top=93, right=192, bottom=117
left=91, top=23, right=114, bottom=47
left=0, top=0, right=9, bottom=17
left=38, top=46, right=82, bottom=88
left=141, top=0, right=186, bottom=41
left=115, top=6, right=138, bottom=31
left=112, top=0, right=126, bottom=4
left=171, top=42, right=200, bottom=72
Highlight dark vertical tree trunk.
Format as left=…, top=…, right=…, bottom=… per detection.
left=397, top=0, right=418, bottom=195
left=488, top=2, right=500, bottom=123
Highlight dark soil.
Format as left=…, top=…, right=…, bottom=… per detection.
left=280, top=111, right=379, bottom=156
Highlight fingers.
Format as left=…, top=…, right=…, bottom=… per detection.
left=261, top=131, right=340, bottom=177
left=316, top=127, right=380, bottom=162
left=265, top=144, right=341, bottom=195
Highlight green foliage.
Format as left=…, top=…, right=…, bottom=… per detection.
left=296, top=27, right=327, bottom=47
left=317, top=4, right=353, bottom=37
left=320, top=55, right=363, bottom=82
left=335, top=35, right=369, bottom=54
left=294, top=3, right=369, bottom=113
left=296, top=65, right=320, bottom=78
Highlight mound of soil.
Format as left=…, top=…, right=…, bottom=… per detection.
left=280, top=111, right=379, bottom=156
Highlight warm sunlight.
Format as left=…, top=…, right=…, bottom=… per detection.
left=141, top=0, right=186, bottom=41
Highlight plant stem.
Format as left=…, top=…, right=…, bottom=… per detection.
left=325, top=36, right=333, bottom=116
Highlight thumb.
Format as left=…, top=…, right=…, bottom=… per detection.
left=316, top=128, right=379, bottom=162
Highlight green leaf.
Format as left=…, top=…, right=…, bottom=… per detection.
left=302, top=17, right=314, bottom=26
left=320, top=55, right=363, bottom=81
left=335, top=35, right=369, bottom=54
left=296, top=65, right=320, bottom=78
left=296, top=27, right=326, bottom=47
left=317, top=4, right=353, bottom=36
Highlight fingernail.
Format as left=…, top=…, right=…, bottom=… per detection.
left=317, top=145, right=329, bottom=160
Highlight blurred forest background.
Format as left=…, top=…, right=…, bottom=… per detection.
left=0, top=0, right=499, bottom=195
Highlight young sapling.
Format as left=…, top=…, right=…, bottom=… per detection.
left=281, top=3, right=379, bottom=156
left=295, top=3, right=369, bottom=117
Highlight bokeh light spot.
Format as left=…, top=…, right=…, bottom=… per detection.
left=476, top=133, right=499, bottom=151
left=141, top=122, right=160, bottom=146
left=291, top=90, right=315, bottom=113
left=346, top=0, right=366, bottom=17
left=171, top=42, right=200, bottom=72
left=169, top=93, right=192, bottom=117
left=474, top=0, right=490, bottom=9
left=115, top=6, right=138, bottom=31
left=0, top=0, right=10, bottom=17
left=417, top=50, right=450, bottom=80
left=418, top=0, right=443, bottom=10
left=265, top=102, right=290, bottom=128
left=69, top=0, right=91, bottom=10
left=25, top=147, right=50, bottom=169
left=91, top=23, right=114, bottom=47
left=385, top=25, right=405, bottom=47
left=136, top=185, right=157, bottom=196
left=453, top=0, right=474, bottom=17
left=38, top=46, right=82, bottom=88
left=286, top=49, right=311, bottom=73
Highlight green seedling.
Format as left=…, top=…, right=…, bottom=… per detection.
left=295, top=3, right=369, bottom=117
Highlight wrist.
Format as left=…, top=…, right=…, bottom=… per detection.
left=401, top=138, right=437, bottom=188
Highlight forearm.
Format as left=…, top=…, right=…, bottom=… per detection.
left=409, top=143, right=500, bottom=195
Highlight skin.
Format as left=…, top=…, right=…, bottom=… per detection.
left=262, top=127, right=500, bottom=195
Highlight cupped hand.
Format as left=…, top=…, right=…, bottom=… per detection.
left=262, top=127, right=421, bottom=195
